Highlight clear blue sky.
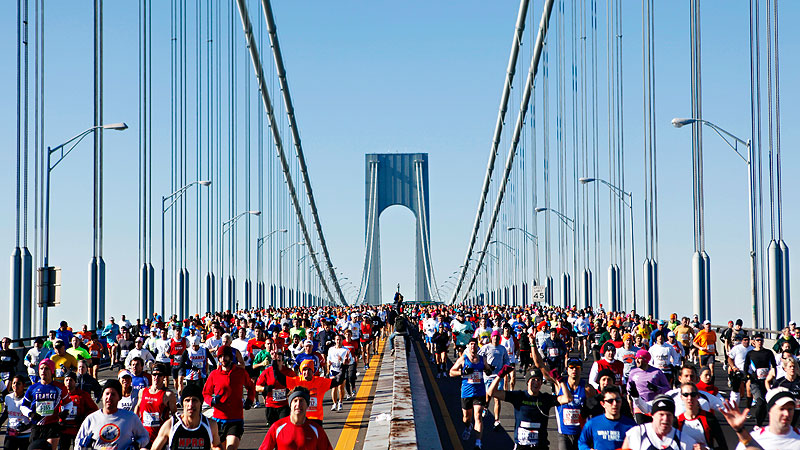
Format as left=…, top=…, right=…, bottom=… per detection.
left=0, top=1, right=797, bottom=335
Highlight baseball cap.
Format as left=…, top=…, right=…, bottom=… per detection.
left=303, top=339, right=314, bottom=347
left=567, top=358, right=582, bottom=368
left=667, top=331, right=675, bottom=337
left=703, top=319, right=711, bottom=325
left=118, top=370, right=132, bottom=380
left=767, top=387, right=796, bottom=410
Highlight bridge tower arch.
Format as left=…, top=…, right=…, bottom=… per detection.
left=358, top=153, right=439, bottom=305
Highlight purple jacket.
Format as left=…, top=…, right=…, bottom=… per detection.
left=629, top=365, right=670, bottom=402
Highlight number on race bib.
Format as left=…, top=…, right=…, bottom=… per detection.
left=309, top=397, right=318, bottom=408
left=563, top=408, right=580, bottom=426
left=272, top=389, right=287, bottom=402
left=518, top=428, right=539, bottom=446
left=142, top=412, right=160, bottom=427
left=35, top=400, right=55, bottom=417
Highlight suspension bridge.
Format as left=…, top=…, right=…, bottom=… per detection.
left=1, top=0, right=797, bottom=448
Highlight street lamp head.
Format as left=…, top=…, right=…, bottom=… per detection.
left=671, top=117, right=696, bottom=128
left=535, top=207, right=547, bottom=213
left=579, top=177, right=595, bottom=184
left=248, top=210, right=261, bottom=216
left=102, top=122, right=128, bottom=131
left=198, top=180, right=212, bottom=187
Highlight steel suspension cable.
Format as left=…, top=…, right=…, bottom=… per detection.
left=458, top=0, right=556, bottom=304
left=450, top=0, right=531, bottom=303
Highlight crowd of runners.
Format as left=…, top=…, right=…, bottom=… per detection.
left=408, top=304, right=800, bottom=449
left=0, top=306, right=398, bottom=450
left=1, top=300, right=800, bottom=450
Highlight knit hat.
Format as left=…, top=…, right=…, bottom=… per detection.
left=651, top=395, right=675, bottom=415
left=288, top=387, right=311, bottom=407
left=635, top=349, right=651, bottom=362
left=181, top=383, right=204, bottom=402
left=38, top=359, right=55, bottom=373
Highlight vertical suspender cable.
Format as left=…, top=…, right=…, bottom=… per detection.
left=450, top=0, right=530, bottom=303
left=235, top=0, right=343, bottom=305
left=460, top=0, right=556, bottom=303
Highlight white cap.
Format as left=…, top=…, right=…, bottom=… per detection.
left=702, top=320, right=711, bottom=325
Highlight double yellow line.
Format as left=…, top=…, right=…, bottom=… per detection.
left=335, top=338, right=385, bottom=450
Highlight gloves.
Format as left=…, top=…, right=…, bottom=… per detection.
left=243, top=399, right=253, bottom=410
left=646, top=381, right=658, bottom=392
left=484, top=364, right=495, bottom=376
left=78, top=433, right=95, bottom=448
left=59, top=409, right=70, bottom=421
left=462, top=366, right=475, bottom=376
left=29, top=412, right=42, bottom=424
left=628, top=381, right=640, bottom=398
left=210, top=394, right=222, bottom=406
left=497, top=364, right=514, bottom=378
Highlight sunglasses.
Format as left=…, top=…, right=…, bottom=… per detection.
left=681, top=392, right=699, bottom=398
left=602, top=397, right=621, bottom=403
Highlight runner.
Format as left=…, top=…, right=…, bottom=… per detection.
left=556, top=358, right=596, bottom=450
left=150, top=384, right=220, bottom=450
left=202, top=345, right=255, bottom=450
left=117, top=370, right=139, bottom=412
left=60, top=372, right=99, bottom=450
left=621, top=395, right=700, bottom=449
left=20, top=359, right=72, bottom=450
left=325, top=334, right=353, bottom=411
left=168, top=326, right=189, bottom=396
left=692, top=320, right=717, bottom=370
left=135, top=365, right=178, bottom=447
left=720, top=388, right=800, bottom=449
left=270, top=359, right=346, bottom=425
left=578, top=385, right=636, bottom=450
left=431, top=323, right=451, bottom=378
left=449, top=338, right=487, bottom=449
left=4, top=375, right=32, bottom=450
left=486, top=365, right=567, bottom=450
left=674, top=382, right=727, bottom=449
left=589, top=342, right=624, bottom=389
left=743, top=332, right=778, bottom=427
left=258, top=387, right=333, bottom=450
left=74, top=379, right=150, bottom=450
left=256, top=354, right=295, bottom=430
left=727, top=334, right=753, bottom=408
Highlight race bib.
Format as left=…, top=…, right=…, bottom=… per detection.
left=548, top=348, right=559, bottom=358
left=272, top=389, right=287, bottom=402
left=120, top=350, right=129, bottom=358
left=1, top=356, right=11, bottom=362
left=7, top=428, right=18, bottom=437
left=518, top=428, right=539, bottom=446
left=36, top=400, right=55, bottom=417
left=142, top=412, right=160, bottom=427
left=67, top=404, right=78, bottom=420
left=757, top=367, right=770, bottom=380
left=91, top=350, right=100, bottom=357
left=309, top=397, right=318, bottom=408
left=55, top=367, right=65, bottom=378
left=467, top=372, right=483, bottom=384
left=679, top=334, right=689, bottom=342
left=563, top=408, right=580, bottom=426
left=706, top=344, right=716, bottom=352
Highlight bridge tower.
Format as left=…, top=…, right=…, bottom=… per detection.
left=359, top=154, right=439, bottom=305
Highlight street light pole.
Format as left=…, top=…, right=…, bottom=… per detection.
left=535, top=207, right=576, bottom=308
left=279, top=241, right=305, bottom=308
left=220, top=210, right=261, bottom=312
left=40, top=123, right=127, bottom=335
left=160, top=180, right=211, bottom=319
left=578, top=178, right=637, bottom=314
left=256, top=229, right=287, bottom=308
left=672, top=117, right=760, bottom=327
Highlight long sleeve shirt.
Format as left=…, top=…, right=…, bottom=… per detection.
left=202, top=366, right=255, bottom=421
left=20, top=381, right=73, bottom=425
left=75, top=409, right=150, bottom=450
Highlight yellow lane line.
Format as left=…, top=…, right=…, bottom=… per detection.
left=415, top=341, right=463, bottom=450
left=334, top=338, right=385, bottom=450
